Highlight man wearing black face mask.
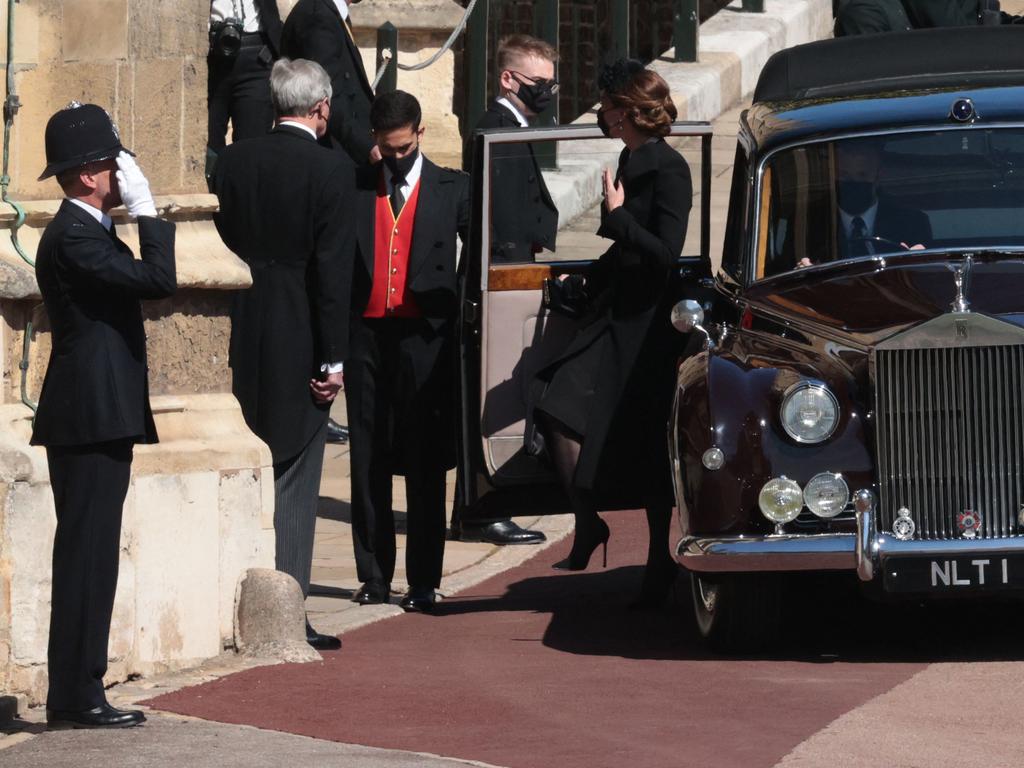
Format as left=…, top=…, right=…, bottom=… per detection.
left=346, top=91, right=470, bottom=613
left=469, top=34, right=560, bottom=267
left=834, top=139, right=931, bottom=259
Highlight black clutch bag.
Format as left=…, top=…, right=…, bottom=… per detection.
left=542, top=274, right=589, bottom=319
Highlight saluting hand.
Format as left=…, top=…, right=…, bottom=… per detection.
left=602, top=167, right=624, bottom=212
left=115, top=151, right=157, bottom=219
left=310, top=371, right=344, bottom=403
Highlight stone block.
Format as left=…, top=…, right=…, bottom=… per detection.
left=218, top=469, right=275, bottom=640
left=234, top=568, right=320, bottom=663
left=63, top=0, right=128, bottom=62
left=130, top=58, right=183, bottom=194
left=129, top=0, right=207, bottom=61
left=6, top=482, right=55, bottom=666
left=128, top=472, right=222, bottom=664
left=181, top=57, right=207, bottom=191
left=0, top=0, right=42, bottom=65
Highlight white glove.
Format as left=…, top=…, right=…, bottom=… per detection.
left=115, top=151, right=157, bottom=218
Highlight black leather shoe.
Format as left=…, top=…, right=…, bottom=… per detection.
left=46, top=703, right=146, bottom=729
left=460, top=520, right=546, bottom=545
left=326, top=418, right=349, bottom=444
left=306, top=621, right=342, bottom=650
left=353, top=580, right=390, bottom=605
left=400, top=587, right=437, bottom=613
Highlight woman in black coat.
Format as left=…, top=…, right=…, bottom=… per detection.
left=533, top=61, right=692, bottom=607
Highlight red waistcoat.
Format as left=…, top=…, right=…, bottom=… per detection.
left=363, top=176, right=422, bottom=318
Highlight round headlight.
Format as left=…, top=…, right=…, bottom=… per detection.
left=758, top=476, right=803, bottom=524
left=803, top=472, right=849, bottom=518
left=702, top=447, right=724, bottom=470
left=780, top=381, right=840, bottom=444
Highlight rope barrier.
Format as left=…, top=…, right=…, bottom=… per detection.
left=372, top=0, right=480, bottom=90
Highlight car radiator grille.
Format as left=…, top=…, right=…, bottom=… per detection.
left=875, top=344, right=1024, bottom=539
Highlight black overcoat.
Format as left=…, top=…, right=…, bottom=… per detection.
left=539, top=138, right=692, bottom=498
left=280, top=0, right=375, bottom=165
left=255, top=0, right=283, bottom=56
left=350, top=157, right=470, bottom=468
left=214, top=125, right=356, bottom=464
left=472, top=100, right=558, bottom=263
left=31, top=202, right=176, bottom=447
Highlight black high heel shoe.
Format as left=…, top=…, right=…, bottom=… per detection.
left=628, top=560, right=680, bottom=611
left=552, top=517, right=610, bottom=571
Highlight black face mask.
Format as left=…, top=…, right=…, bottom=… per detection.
left=516, top=80, right=554, bottom=115
left=383, top=146, right=419, bottom=179
left=838, top=179, right=876, bottom=215
left=597, top=108, right=612, bottom=138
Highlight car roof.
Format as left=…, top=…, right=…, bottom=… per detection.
left=745, top=26, right=1024, bottom=154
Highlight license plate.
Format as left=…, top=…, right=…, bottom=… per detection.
left=883, top=555, right=1024, bottom=593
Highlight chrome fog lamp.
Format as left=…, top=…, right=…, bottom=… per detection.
left=758, top=476, right=803, bottom=524
left=780, top=381, right=839, bottom=444
left=803, top=472, right=849, bottom=518
left=702, top=447, right=725, bottom=470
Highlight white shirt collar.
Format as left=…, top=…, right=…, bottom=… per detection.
left=277, top=120, right=318, bottom=140
left=333, top=0, right=350, bottom=21
left=384, top=152, right=424, bottom=199
left=496, top=97, right=529, bottom=128
left=840, top=200, right=879, bottom=238
left=68, top=198, right=112, bottom=232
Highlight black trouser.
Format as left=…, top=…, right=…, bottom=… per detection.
left=346, top=318, right=449, bottom=590
left=207, top=37, right=274, bottom=152
left=45, top=439, right=133, bottom=711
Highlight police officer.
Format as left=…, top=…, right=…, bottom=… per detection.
left=33, top=103, right=176, bottom=728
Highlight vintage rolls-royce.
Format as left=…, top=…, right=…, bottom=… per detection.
left=670, top=27, right=1024, bottom=650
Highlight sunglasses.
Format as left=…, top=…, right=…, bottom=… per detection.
left=510, top=71, right=561, bottom=94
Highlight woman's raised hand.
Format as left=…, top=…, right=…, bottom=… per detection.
left=603, top=167, right=625, bottom=212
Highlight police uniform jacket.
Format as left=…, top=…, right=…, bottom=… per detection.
left=31, top=202, right=177, bottom=447
left=473, top=100, right=558, bottom=263
left=214, top=124, right=356, bottom=464
left=280, top=0, right=375, bottom=165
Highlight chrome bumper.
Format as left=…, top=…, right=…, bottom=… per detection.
left=676, top=489, right=1024, bottom=582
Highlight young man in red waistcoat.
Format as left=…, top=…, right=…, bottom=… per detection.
left=346, top=90, right=469, bottom=612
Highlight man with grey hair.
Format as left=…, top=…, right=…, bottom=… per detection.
left=214, top=57, right=356, bottom=650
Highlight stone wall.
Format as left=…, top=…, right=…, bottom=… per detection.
left=3, top=0, right=209, bottom=201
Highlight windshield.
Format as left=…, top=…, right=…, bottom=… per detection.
left=757, top=128, right=1024, bottom=278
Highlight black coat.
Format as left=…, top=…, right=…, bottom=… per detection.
left=256, top=0, right=283, bottom=55
left=540, top=139, right=692, bottom=496
left=31, top=202, right=177, bottom=447
left=472, top=100, right=558, bottom=263
left=214, top=125, right=356, bottom=464
left=350, top=157, right=470, bottom=466
left=280, top=0, right=374, bottom=166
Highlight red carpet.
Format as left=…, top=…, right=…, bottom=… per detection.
left=145, top=514, right=929, bottom=768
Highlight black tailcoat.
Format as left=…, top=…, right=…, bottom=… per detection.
left=214, top=125, right=356, bottom=464
left=280, top=0, right=375, bottom=165
left=472, top=100, right=558, bottom=263
left=31, top=202, right=177, bottom=447
left=346, top=157, right=469, bottom=588
left=537, top=139, right=692, bottom=499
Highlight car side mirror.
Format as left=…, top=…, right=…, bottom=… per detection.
left=671, top=299, right=714, bottom=349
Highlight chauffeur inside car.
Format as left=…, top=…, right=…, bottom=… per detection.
left=796, top=139, right=930, bottom=267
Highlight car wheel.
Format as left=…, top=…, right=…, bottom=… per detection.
left=690, top=572, right=782, bottom=652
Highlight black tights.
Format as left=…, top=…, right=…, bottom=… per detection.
left=538, top=412, right=674, bottom=572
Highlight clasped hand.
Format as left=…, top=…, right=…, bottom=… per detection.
left=310, top=371, right=344, bottom=403
left=602, top=168, right=624, bottom=212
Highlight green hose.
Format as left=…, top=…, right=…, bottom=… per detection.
left=3, top=0, right=37, bottom=414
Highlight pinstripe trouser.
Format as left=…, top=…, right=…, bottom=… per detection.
left=273, top=420, right=328, bottom=597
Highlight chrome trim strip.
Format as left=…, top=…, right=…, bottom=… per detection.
left=479, top=121, right=713, bottom=147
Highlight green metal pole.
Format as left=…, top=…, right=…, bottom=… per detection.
left=533, top=0, right=558, bottom=170
left=612, top=0, right=629, bottom=60
left=673, top=0, right=698, bottom=62
left=463, top=0, right=488, bottom=169
left=375, top=22, right=398, bottom=94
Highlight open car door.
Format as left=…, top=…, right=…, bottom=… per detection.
left=454, top=123, right=712, bottom=530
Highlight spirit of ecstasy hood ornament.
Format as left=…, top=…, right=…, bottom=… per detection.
left=950, top=254, right=973, bottom=313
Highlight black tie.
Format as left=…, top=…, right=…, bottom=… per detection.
left=390, top=175, right=405, bottom=218
left=850, top=215, right=869, bottom=256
